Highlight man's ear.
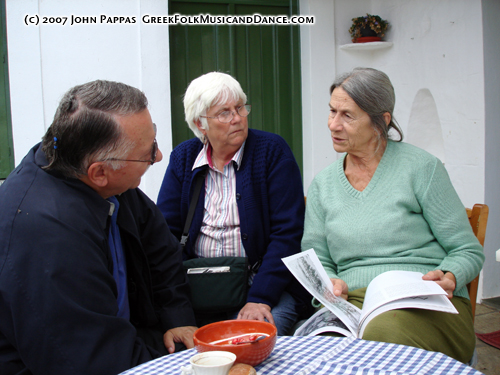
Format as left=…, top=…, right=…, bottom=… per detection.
left=86, top=162, right=109, bottom=188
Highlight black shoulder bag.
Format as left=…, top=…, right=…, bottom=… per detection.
left=182, top=169, right=249, bottom=314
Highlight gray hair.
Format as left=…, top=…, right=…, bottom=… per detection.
left=183, top=72, right=247, bottom=141
left=42, top=80, right=148, bottom=178
left=330, top=67, right=403, bottom=142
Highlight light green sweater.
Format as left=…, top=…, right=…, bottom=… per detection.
left=302, top=141, right=484, bottom=299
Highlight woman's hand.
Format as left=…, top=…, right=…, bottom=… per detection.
left=422, top=270, right=456, bottom=299
left=237, top=302, right=274, bottom=325
left=330, top=278, right=349, bottom=300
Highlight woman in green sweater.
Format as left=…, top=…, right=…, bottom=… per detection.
left=301, top=67, right=484, bottom=363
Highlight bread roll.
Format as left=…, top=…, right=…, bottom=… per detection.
left=228, top=363, right=257, bottom=375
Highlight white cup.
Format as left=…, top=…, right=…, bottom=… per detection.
left=180, top=351, right=237, bottom=375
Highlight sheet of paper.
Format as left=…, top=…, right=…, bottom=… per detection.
left=282, top=249, right=361, bottom=337
left=294, top=307, right=352, bottom=337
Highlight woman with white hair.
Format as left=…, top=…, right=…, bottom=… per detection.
left=157, top=72, right=311, bottom=335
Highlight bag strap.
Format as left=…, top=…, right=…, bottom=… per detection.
left=180, top=169, right=206, bottom=248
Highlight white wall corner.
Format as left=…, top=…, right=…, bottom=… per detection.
left=300, top=0, right=338, bottom=195
left=137, top=0, right=171, bottom=201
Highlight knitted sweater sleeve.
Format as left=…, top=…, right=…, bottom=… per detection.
left=419, top=159, right=485, bottom=291
left=244, top=133, right=306, bottom=307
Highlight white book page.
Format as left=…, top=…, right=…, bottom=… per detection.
left=358, top=294, right=458, bottom=337
left=361, top=270, right=449, bottom=322
left=282, top=249, right=362, bottom=337
left=294, top=307, right=352, bottom=337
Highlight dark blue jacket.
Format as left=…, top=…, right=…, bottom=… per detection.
left=157, top=129, right=311, bottom=312
left=0, top=144, right=196, bottom=375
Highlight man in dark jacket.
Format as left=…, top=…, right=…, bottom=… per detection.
left=0, top=80, right=197, bottom=375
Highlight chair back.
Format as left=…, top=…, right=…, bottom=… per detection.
left=465, top=204, right=489, bottom=323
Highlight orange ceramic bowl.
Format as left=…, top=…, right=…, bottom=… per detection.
left=193, top=320, right=277, bottom=366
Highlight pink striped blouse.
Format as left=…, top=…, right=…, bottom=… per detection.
left=192, top=142, right=247, bottom=258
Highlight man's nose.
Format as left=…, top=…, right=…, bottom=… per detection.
left=156, top=148, right=163, bottom=163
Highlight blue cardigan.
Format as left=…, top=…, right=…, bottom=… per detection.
left=158, top=129, right=311, bottom=311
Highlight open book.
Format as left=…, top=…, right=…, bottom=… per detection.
left=282, top=249, right=458, bottom=338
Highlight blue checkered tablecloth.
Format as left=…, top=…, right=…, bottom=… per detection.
left=119, top=336, right=482, bottom=375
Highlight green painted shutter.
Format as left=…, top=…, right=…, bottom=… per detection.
left=169, top=0, right=302, bottom=172
left=0, top=0, right=14, bottom=179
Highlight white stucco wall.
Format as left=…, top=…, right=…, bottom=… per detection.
left=482, top=0, right=500, bottom=299
left=6, top=0, right=172, bottom=201
left=299, top=0, right=338, bottom=191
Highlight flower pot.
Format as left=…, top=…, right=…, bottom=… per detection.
left=356, top=36, right=382, bottom=43
left=350, top=15, right=388, bottom=43
left=355, top=27, right=382, bottom=43
left=355, top=27, right=381, bottom=43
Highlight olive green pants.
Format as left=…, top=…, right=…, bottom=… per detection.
left=343, top=288, right=475, bottom=364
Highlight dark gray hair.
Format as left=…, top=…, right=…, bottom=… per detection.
left=330, top=67, right=403, bottom=142
left=42, top=80, right=148, bottom=178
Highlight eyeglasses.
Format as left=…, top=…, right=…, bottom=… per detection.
left=107, top=126, right=159, bottom=166
left=200, top=104, right=251, bottom=123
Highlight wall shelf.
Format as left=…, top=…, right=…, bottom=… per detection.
left=339, top=42, right=393, bottom=51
